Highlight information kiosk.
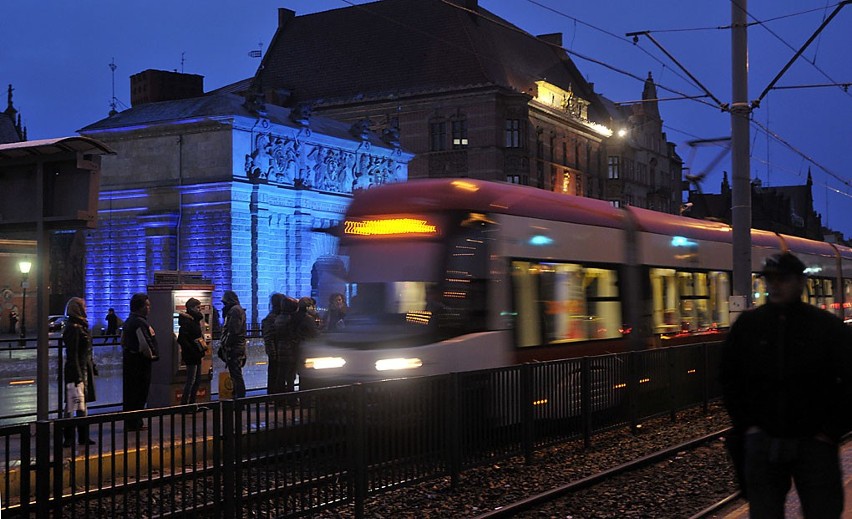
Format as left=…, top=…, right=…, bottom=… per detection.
left=147, top=271, right=214, bottom=407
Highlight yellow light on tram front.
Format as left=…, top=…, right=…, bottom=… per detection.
left=344, top=218, right=437, bottom=237
left=305, top=357, right=346, bottom=370
left=375, top=358, right=423, bottom=371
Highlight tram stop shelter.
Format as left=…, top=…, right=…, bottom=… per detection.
left=0, top=136, right=114, bottom=420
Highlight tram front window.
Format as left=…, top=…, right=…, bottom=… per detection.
left=330, top=281, right=471, bottom=348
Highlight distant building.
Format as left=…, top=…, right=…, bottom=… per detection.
left=686, top=170, right=827, bottom=241
left=80, top=71, right=411, bottom=326
left=243, top=0, right=681, bottom=213
left=0, top=84, right=26, bottom=144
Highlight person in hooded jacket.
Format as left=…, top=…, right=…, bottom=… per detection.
left=219, top=290, right=247, bottom=398
left=261, top=293, right=285, bottom=394
left=720, top=252, right=852, bottom=518
left=178, top=297, right=206, bottom=405
left=62, top=297, right=97, bottom=447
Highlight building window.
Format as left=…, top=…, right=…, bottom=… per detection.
left=609, top=200, right=622, bottom=208
left=562, top=141, right=567, bottom=166
left=452, top=119, right=468, bottom=149
left=505, top=119, right=521, bottom=148
left=430, top=120, right=446, bottom=151
left=507, top=174, right=520, bottom=184
left=608, top=156, right=620, bottom=179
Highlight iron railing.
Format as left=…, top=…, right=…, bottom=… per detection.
left=0, top=341, right=723, bottom=518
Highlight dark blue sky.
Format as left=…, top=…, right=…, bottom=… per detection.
left=3, top=0, right=849, bottom=237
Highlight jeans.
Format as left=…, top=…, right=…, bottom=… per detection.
left=181, top=363, right=201, bottom=404
left=744, top=430, right=843, bottom=519
left=226, top=358, right=246, bottom=399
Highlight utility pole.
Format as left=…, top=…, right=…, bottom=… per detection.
left=730, top=0, right=752, bottom=315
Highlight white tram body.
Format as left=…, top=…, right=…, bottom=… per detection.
left=301, top=179, right=851, bottom=388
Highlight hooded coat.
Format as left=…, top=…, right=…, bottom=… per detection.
left=63, top=297, right=97, bottom=402
left=220, top=290, right=247, bottom=361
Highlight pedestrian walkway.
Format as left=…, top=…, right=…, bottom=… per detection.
left=722, top=440, right=852, bottom=518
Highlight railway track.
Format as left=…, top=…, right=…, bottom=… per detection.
left=472, top=427, right=735, bottom=518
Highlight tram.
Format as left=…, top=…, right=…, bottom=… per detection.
left=302, top=178, right=852, bottom=388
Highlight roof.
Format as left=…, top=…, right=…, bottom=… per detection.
left=0, top=136, right=114, bottom=160
left=257, top=0, right=599, bottom=112
left=79, top=92, right=399, bottom=150
left=0, top=113, right=21, bottom=144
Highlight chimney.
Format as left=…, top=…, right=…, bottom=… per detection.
left=278, top=8, right=295, bottom=28
left=130, top=69, right=204, bottom=107
left=537, top=33, right=563, bottom=47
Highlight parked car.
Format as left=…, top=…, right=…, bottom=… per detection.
left=48, top=315, right=67, bottom=342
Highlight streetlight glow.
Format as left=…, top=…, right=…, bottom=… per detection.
left=18, top=261, right=32, bottom=275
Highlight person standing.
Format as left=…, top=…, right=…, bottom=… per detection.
left=178, top=297, right=206, bottom=405
left=720, top=252, right=852, bottom=519
left=62, top=297, right=96, bottom=447
left=105, top=307, right=119, bottom=342
left=282, top=297, right=319, bottom=393
left=323, top=293, right=347, bottom=332
left=219, top=290, right=247, bottom=399
left=122, top=293, right=159, bottom=431
left=262, top=293, right=287, bottom=394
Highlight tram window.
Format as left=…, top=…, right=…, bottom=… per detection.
left=653, top=269, right=730, bottom=333
left=511, top=261, right=621, bottom=347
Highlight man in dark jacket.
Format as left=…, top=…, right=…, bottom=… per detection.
left=178, top=297, right=206, bottom=404
left=720, top=252, right=852, bottom=518
left=219, top=290, right=247, bottom=398
left=122, top=293, right=158, bottom=431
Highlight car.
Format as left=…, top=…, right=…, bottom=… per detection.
left=48, top=315, right=67, bottom=341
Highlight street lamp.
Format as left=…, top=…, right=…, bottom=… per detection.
left=18, top=261, right=31, bottom=341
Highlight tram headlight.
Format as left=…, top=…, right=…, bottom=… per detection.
left=304, top=357, right=346, bottom=370
left=375, top=358, right=423, bottom=371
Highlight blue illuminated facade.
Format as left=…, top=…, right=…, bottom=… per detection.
left=79, top=93, right=411, bottom=328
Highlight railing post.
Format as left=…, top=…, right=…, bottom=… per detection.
left=34, top=420, right=49, bottom=519
left=521, top=364, right=534, bottom=464
left=222, top=399, right=236, bottom=519
left=447, top=372, right=461, bottom=489
left=581, top=357, right=592, bottom=448
left=628, top=351, right=640, bottom=434
left=669, top=347, right=677, bottom=422
left=702, top=342, right=711, bottom=413
left=351, top=383, right=367, bottom=519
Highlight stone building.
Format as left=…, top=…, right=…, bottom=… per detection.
left=244, top=0, right=681, bottom=212
left=80, top=72, right=411, bottom=327
left=686, top=170, right=825, bottom=241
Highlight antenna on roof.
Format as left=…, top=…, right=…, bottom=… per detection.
left=108, top=58, right=118, bottom=116
left=181, top=52, right=185, bottom=73
left=248, top=41, right=263, bottom=58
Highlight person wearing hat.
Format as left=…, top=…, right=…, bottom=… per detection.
left=178, top=298, right=206, bottom=405
left=720, top=252, right=852, bottom=518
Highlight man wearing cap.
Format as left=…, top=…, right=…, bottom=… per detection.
left=720, top=252, right=852, bottom=518
left=219, top=290, right=247, bottom=398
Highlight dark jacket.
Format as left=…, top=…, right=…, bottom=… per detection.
left=720, top=301, right=852, bottom=442
left=220, top=290, right=247, bottom=361
left=178, top=309, right=205, bottom=365
left=63, top=308, right=97, bottom=403
left=122, top=311, right=159, bottom=361
left=283, top=308, right=319, bottom=362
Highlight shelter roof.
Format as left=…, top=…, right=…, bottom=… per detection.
left=0, top=136, right=114, bottom=160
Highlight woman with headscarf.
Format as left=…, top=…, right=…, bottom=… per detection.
left=178, top=297, right=206, bottom=405
left=62, top=297, right=96, bottom=447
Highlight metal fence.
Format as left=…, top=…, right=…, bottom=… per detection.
left=0, top=341, right=723, bottom=518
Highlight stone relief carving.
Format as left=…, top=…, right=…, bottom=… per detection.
left=244, top=130, right=404, bottom=193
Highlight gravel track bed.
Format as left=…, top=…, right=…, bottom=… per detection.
left=317, top=402, right=737, bottom=518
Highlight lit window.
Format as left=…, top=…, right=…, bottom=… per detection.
left=608, top=156, right=620, bottom=179
left=452, top=119, right=468, bottom=149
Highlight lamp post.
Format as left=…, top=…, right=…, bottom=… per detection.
left=18, top=261, right=31, bottom=342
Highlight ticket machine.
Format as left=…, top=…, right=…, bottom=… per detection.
left=147, top=279, right=214, bottom=407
